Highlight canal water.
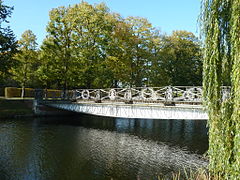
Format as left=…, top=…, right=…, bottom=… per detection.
left=0, top=115, right=208, bottom=180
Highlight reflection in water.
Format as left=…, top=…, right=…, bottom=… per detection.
left=56, top=115, right=208, bottom=154
left=0, top=115, right=208, bottom=180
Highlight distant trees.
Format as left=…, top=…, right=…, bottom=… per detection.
left=150, top=31, right=202, bottom=86
left=37, top=2, right=202, bottom=89
left=0, top=0, right=17, bottom=85
left=3, top=1, right=203, bottom=90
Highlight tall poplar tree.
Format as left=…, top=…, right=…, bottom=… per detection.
left=201, top=0, right=240, bottom=178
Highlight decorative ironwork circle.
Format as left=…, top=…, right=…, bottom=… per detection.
left=141, top=88, right=154, bottom=100
left=82, top=90, right=90, bottom=99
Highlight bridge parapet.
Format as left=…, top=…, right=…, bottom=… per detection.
left=73, top=86, right=204, bottom=104
left=35, top=86, right=231, bottom=119
left=35, top=86, right=231, bottom=104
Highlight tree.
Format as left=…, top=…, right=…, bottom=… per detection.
left=0, top=0, right=17, bottom=85
left=148, top=28, right=170, bottom=86
left=38, top=2, right=203, bottom=90
left=201, top=0, right=240, bottom=178
left=149, top=31, right=202, bottom=86
left=67, top=2, right=116, bottom=88
left=39, top=6, right=79, bottom=91
left=124, top=16, right=153, bottom=87
left=104, top=16, right=135, bottom=87
left=40, top=2, right=122, bottom=89
left=11, top=30, right=38, bottom=97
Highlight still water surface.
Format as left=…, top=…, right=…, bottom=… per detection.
left=0, top=115, right=208, bottom=180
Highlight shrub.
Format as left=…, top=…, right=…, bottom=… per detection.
left=5, top=87, right=22, bottom=98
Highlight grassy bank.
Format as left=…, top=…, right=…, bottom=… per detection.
left=0, top=98, right=34, bottom=119
left=157, top=169, right=220, bottom=180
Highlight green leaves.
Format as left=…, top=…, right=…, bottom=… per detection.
left=201, top=0, right=240, bottom=178
left=36, top=1, right=203, bottom=90
left=150, top=30, right=202, bottom=86
left=11, top=30, right=38, bottom=88
left=40, top=2, right=116, bottom=89
left=0, top=0, right=17, bottom=84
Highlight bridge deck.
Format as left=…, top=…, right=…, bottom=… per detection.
left=33, top=86, right=229, bottom=120
left=44, top=100, right=208, bottom=120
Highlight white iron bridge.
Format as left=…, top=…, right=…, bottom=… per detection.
left=37, top=86, right=231, bottom=120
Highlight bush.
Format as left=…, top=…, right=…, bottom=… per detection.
left=5, top=87, right=22, bottom=98
left=5, top=87, right=35, bottom=98
left=4, top=87, right=67, bottom=99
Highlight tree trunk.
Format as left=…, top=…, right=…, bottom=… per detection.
left=21, top=86, right=25, bottom=98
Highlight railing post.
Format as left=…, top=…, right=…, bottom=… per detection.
left=71, top=90, right=77, bottom=101
left=33, top=89, right=43, bottom=115
left=166, top=86, right=173, bottom=101
left=109, top=89, right=117, bottom=101
left=164, top=86, right=175, bottom=106
left=125, top=88, right=133, bottom=104
left=34, top=89, right=43, bottom=101
left=61, top=90, right=67, bottom=100
left=95, top=89, right=101, bottom=103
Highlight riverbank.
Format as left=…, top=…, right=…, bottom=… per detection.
left=0, top=98, right=34, bottom=119
left=0, top=98, right=78, bottom=119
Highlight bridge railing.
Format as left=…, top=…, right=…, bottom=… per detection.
left=35, top=86, right=231, bottom=104
left=35, top=89, right=74, bottom=101
left=72, top=86, right=205, bottom=103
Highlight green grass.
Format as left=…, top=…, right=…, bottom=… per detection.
left=157, top=169, right=221, bottom=180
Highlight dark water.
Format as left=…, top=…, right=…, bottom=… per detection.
left=0, top=115, right=208, bottom=180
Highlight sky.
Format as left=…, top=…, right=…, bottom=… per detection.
left=6, top=0, right=201, bottom=45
